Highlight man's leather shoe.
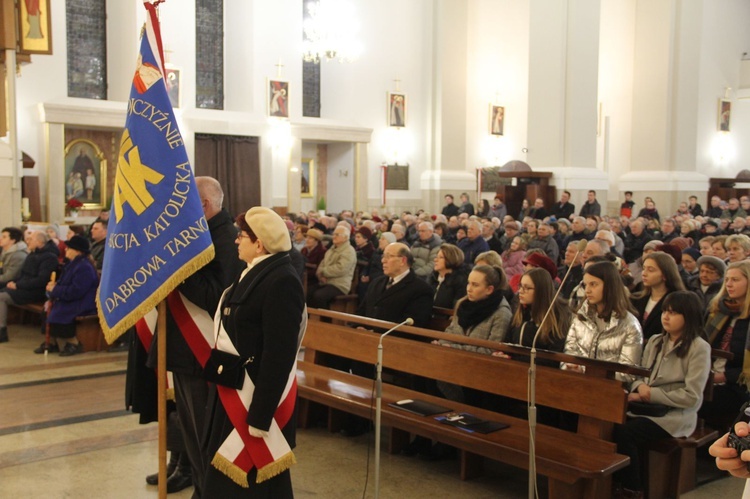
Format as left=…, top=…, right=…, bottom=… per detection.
left=146, top=452, right=180, bottom=485
left=166, top=469, right=193, bottom=493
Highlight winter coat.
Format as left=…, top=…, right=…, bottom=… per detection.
left=411, top=234, right=442, bottom=279
left=316, top=242, right=356, bottom=294
left=430, top=266, right=469, bottom=309
left=629, top=334, right=711, bottom=437
left=6, top=240, right=59, bottom=304
left=0, top=241, right=28, bottom=284
left=439, top=295, right=512, bottom=355
left=501, top=249, right=526, bottom=280
left=563, top=301, right=643, bottom=383
left=47, top=255, right=98, bottom=324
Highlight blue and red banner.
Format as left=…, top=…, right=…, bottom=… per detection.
left=97, top=1, right=214, bottom=343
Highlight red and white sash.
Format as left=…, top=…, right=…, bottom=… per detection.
left=167, top=289, right=306, bottom=487
left=134, top=308, right=174, bottom=397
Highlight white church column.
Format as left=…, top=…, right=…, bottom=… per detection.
left=618, top=0, right=707, bottom=210
left=526, top=0, right=608, bottom=210
left=420, top=0, right=475, bottom=210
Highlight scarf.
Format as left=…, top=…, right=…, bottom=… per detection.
left=457, top=290, right=503, bottom=331
left=705, top=298, right=750, bottom=390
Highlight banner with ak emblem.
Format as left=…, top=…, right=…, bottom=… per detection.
left=97, top=2, right=214, bottom=343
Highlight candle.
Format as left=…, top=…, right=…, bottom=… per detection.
left=22, top=198, right=30, bottom=218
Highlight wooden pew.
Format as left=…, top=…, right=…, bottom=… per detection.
left=9, top=302, right=106, bottom=352
left=298, top=308, right=650, bottom=498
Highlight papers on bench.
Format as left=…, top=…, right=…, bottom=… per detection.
left=388, top=398, right=452, bottom=416
left=435, top=413, right=510, bottom=434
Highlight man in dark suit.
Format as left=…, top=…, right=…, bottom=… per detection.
left=146, top=177, right=244, bottom=495
left=357, top=242, right=433, bottom=328
left=344, top=243, right=434, bottom=436
left=551, top=190, right=575, bottom=220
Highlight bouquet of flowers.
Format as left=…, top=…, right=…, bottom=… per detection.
left=66, top=198, right=83, bottom=216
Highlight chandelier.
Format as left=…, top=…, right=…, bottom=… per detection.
left=303, top=0, right=362, bottom=63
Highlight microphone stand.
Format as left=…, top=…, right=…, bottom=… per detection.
left=375, top=317, right=413, bottom=499
left=527, top=251, right=581, bottom=499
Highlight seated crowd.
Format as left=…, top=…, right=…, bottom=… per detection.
left=0, top=216, right=106, bottom=356
left=3, top=190, right=748, bottom=497
left=287, top=190, right=750, bottom=498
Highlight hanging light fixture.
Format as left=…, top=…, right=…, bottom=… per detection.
left=303, top=0, right=362, bottom=63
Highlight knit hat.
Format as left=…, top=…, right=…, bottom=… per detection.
left=380, top=232, right=397, bottom=244
left=696, top=255, right=726, bottom=277
left=356, top=226, right=373, bottom=240
left=670, top=237, right=693, bottom=251
left=313, top=222, right=327, bottom=232
left=704, top=219, right=719, bottom=229
left=306, top=228, right=324, bottom=241
left=245, top=207, right=292, bottom=254
left=557, top=218, right=571, bottom=228
left=655, top=243, right=682, bottom=265
left=682, top=247, right=701, bottom=263
left=522, top=252, right=558, bottom=280
left=66, top=235, right=90, bottom=254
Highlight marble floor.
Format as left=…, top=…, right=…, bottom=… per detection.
left=0, top=323, right=744, bottom=498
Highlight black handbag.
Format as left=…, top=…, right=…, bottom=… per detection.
left=203, top=349, right=249, bottom=389
left=628, top=401, right=670, bottom=417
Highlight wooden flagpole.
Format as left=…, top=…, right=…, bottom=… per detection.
left=157, top=300, right=167, bottom=499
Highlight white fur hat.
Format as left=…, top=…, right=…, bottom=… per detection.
left=245, top=207, right=291, bottom=254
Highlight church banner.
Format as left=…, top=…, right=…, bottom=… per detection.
left=97, top=1, right=214, bottom=343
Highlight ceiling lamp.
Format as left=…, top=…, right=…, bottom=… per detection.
left=303, top=0, right=362, bottom=63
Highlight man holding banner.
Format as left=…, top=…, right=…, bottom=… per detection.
left=97, top=1, right=218, bottom=496
left=145, top=176, right=243, bottom=496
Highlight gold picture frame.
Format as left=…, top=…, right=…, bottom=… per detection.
left=64, top=139, right=107, bottom=210
left=718, top=99, right=731, bottom=132
left=489, top=105, right=504, bottom=136
left=18, top=0, right=52, bottom=55
left=387, top=92, right=406, bottom=127
left=301, top=158, right=314, bottom=198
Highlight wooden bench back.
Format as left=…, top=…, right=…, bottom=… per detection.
left=303, top=310, right=630, bottom=427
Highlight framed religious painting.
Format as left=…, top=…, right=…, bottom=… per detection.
left=268, top=79, right=289, bottom=118
left=18, top=0, right=53, bottom=55
left=301, top=158, right=314, bottom=198
left=165, top=65, right=181, bottom=109
left=64, top=139, right=107, bottom=210
left=718, top=99, right=731, bottom=132
left=489, top=105, right=504, bottom=136
left=387, top=92, right=407, bottom=128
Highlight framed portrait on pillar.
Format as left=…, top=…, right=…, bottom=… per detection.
left=718, top=99, right=731, bottom=132
left=489, top=105, right=504, bottom=136
left=268, top=79, right=289, bottom=118
left=387, top=92, right=407, bottom=127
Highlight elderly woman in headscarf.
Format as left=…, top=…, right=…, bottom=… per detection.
left=34, top=235, right=98, bottom=356
left=203, top=207, right=306, bottom=498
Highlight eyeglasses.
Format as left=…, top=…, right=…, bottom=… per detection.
left=519, top=285, right=535, bottom=293
left=236, top=232, right=251, bottom=240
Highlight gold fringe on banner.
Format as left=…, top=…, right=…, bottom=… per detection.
left=97, top=245, right=215, bottom=345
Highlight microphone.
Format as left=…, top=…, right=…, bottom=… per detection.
left=526, top=238, right=583, bottom=499
left=375, top=316, right=413, bottom=499
left=379, top=317, right=414, bottom=345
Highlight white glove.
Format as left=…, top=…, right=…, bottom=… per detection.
left=248, top=425, right=269, bottom=438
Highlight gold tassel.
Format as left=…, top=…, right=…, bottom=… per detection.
left=211, top=453, right=249, bottom=488
left=98, top=245, right=216, bottom=344
left=256, top=451, right=297, bottom=483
